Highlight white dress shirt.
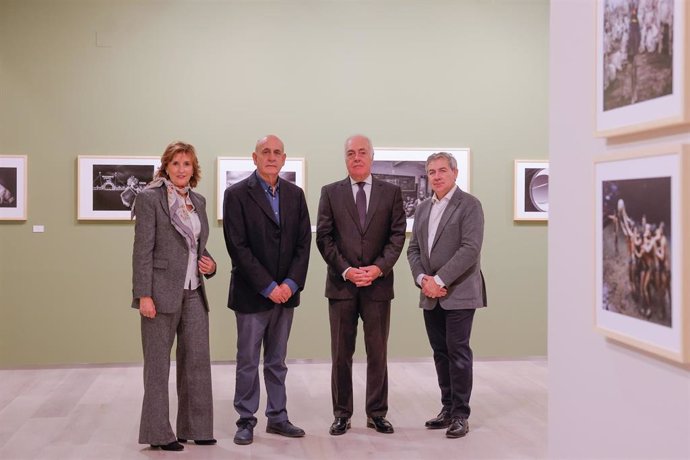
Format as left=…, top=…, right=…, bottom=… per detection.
left=342, top=175, right=373, bottom=280
left=416, top=185, right=457, bottom=288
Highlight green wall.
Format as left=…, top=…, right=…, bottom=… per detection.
left=0, top=0, right=548, bottom=366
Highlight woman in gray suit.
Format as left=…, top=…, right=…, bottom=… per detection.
left=132, top=141, right=217, bottom=451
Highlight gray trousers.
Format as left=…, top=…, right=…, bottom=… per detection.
left=139, top=289, right=213, bottom=445
left=234, top=305, right=294, bottom=424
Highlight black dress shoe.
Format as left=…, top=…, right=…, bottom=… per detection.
left=151, top=441, right=184, bottom=451
left=446, top=417, right=469, bottom=438
left=266, top=420, right=305, bottom=438
left=366, top=416, right=394, bottom=434
left=329, top=417, right=351, bottom=436
left=177, top=438, right=217, bottom=445
left=425, top=410, right=452, bottom=429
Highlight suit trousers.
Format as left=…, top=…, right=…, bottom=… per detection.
left=329, top=296, right=391, bottom=418
left=423, top=305, right=475, bottom=419
left=139, top=289, right=213, bottom=445
left=234, top=305, right=294, bottom=424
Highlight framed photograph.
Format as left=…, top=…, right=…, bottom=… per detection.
left=77, top=156, right=160, bottom=220
left=596, top=0, right=689, bottom=137
left=0, top=155, right=27, bottom=221
left=372, top=148, right=470, bottom=232
left=594, top=144, right=690, bottom=363
left=514, top=160, right=549, bottom=221
left=216, top=157, right=305, bottom=220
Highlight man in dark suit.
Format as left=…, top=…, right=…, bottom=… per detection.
left=316, top=134, right=406, bottom=436
left=223, top=135, right=311, bottom=445
left=407, top=151, right=487, bottom=439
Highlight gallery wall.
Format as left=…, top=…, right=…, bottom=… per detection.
left=548, top=0, right=690, bottom=457
left=0, top=0, right=549, bottom=366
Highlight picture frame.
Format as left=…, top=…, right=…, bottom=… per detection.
left=216, top=157, right=306, bottom=220
left=0, top=155, right=27, bottom=221
left=595, top=0, right=689, bottom=137
left=77, top=155, right=160, bottom=220
left=372, top=148, right=470, bottom=232
left=594, top=144, right=690, bottom=363
left=514, top=160, right=549, bottom=221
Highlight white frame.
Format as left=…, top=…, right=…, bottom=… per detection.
left=372, top=148, right=470, bottom=232
left=0, top=155, right=27, bottom=221
left=514, top=160, right=549, bottom=221
left=77, top=155, right=160, bottom=220
left=595, top=0, right=689, bottom=137
left=216, top=157, right=306, bottom=221
left=594, top=144, right=690, bottom=363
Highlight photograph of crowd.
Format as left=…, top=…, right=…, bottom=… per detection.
left=601, top=176, right=672, bottom=327
left=371, top=160, right=430, bottom=219
left=92, top=164, right=155, bottom=211
left=602, top=0, right=674, bottom=111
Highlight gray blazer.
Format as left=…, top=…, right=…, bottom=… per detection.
left=131, top=186, right=215, bottom=313
left=407, top=187, right=487, bottom=310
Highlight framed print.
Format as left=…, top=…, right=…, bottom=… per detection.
left=77, top=156, right=160, bottom=220
left=596, top=0, right=689, bottom=137
left=514, top=160, right=549, bottom=221
left=594, top=144, right=690, bottom=363
left=372, top=148, right=470, bottom=232
left=216, top=157, right=305, bottom=220
left=0, top=155, right=27, bottom=221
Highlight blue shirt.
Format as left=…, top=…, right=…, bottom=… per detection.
left=255, top=171, right=298, bottom=299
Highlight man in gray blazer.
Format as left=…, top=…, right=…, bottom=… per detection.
left=317, top=134, right=406, bottom=436
left=407, top=151, right=487, bottom=439
left=223, top=135, right=311, bottom=446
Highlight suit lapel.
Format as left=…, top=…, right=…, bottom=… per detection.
left=417, top=198, right=432, bottom=256
left=431, top=188, right=462, bottom=252
left=154, top=185, right=170, bottom=217
left=189, top=191, right=207, bottom=250
left=339, top=178, right=361, bottom=231
left=248, top=172, right=279, bottom=226
left=362, top=179, right=382, bottom=234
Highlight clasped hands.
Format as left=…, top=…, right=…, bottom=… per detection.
left=268, top=282, right=294, bottom=304
left=421, top=275, right=447, bottom=299
left=198, top=255, right=216, bottom=275
left=346, top=265, right=382, bottom=287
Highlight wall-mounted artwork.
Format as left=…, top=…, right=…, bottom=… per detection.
left=77, top=156, right=160, bottom=220
left=0, top=155, right=27, bottom=221
left=216, top=157, right=305, bottom=220
left=372, top=148, right=470, bottom=232
left=514, top=160, right=549, bottom=221
left=596, top=0, right=689, bottom=136
left=594, top=144, right=690, bottom=363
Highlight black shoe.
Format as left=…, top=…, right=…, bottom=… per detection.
left=178, top=438, right=217, bottom=445
left=329, top=417, right=351, bottom=436
left=151, top=441, right=184, bottom=451
left=366, top=416, right=394, bottom=434
left=425, top=410, right=452, bottom=429
left=446, top=417, right=469, bottom=438
left=266, top=420, right=305, bottom=438
left=234, top=421, right=254, bottom=445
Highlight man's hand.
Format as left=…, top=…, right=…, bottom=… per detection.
left=139, top=296, right=156, bottom=318
left=421, top=275, right=447, bottom=299
left=359, top=265, right=382, bottom=285
left=268, top=284, right=290, bottom=303
left=345, top=267, right=372, bottom=287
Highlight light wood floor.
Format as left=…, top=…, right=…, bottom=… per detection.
left=0, top=359, right=547, bottom=460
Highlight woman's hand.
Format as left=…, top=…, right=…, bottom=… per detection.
left=198, top=255, right=216, bottom=275
left=139, top=296, right=156, bottom=318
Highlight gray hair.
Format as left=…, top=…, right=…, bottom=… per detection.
left=425, top=151, right=457, bottom=172
left=344, top=134, right=374, bottom=158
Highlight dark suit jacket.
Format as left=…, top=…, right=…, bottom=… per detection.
left=223, top=172, right=311, bottom=314
left=131, top=185, right=215, bottom=313
left=316, top=177, right=406, bottom=301
left=407, top=187, right=487, bottom=310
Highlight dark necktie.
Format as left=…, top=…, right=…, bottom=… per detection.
left=356, top=182, right=366, bottom=228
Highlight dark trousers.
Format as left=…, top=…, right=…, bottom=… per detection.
left=139, top=289, right=213, bottom=445
left=329, top=296, right=391, bottom=418
left=234, top=305, right=294, bottom=424
left=423, top=305, right=475, bottom=419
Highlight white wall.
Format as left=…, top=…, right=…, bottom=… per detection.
left=548, top=0, right=690, bottom=458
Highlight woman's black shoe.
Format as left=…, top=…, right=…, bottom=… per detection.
left=151, top=441, right=184, bottom=451
left=177, top=438, right=217, bottom=445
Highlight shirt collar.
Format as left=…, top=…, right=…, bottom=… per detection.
left=349, top=175, right=373, bottom=186
left=255, top=170, right=280, bottom=193
left=432, top=185, right=457, bottom=204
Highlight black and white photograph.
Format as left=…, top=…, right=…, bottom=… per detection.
left=92, top=164, right=155, bottom=211
left=217, top=157, right=305, bottom=220
left=601, top=177, right=671, bottom=326
left=0, top=156, right=27, bottom=220
left=595, top=146, right=689, bottom=363
left=373, top=148, right=470, bottom=232
left=514, top=160, right=549, bottom=221
left=77, top=156, right=160, bottom=220
left=596, top=0, right=688, bottom=136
